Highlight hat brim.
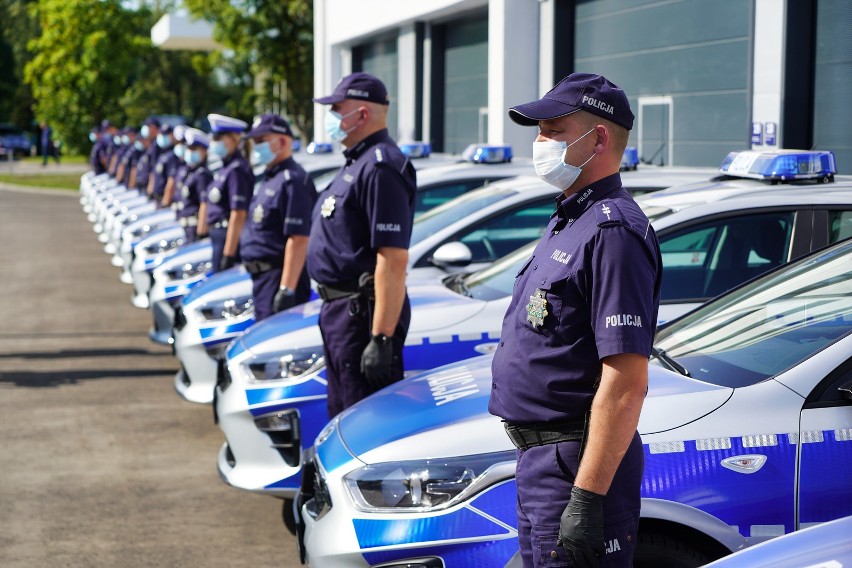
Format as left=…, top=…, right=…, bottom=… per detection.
left=508, top=99, right=581, bottom=126
left=247, top=125, right=293, bottom=139
left=313, top=94, right=344, bottom=105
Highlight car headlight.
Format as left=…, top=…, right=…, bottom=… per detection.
left=164, top=261, right=211, bottom=281
left=144, top=237, right=183, bottom=255
left=344, top=451, right=516, bottom=512
left=241, top=348, right=324, bottom=382
left=197, top=296, right=254, bottom=321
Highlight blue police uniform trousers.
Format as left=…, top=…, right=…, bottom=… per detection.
left=515, top=432, right=643, bottom=568
left=183, top=226, right=197, bottom=244
left=251, top=268, right=282, bottom=322
left=319, top=294, right=410, bottom=417
left=209, top=226, right=237, bottom=274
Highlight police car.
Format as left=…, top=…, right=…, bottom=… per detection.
left=296, top=237, right=852, bottom=568
left=701, top=515, right=852, bottom=568
left=126, top=225, right=188, bottom=308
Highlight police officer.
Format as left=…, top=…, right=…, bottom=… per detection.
left=88, top=125, right=106, bottom=175
left=238, top=113, right=318, bottom=321
left=174, top=127, right=213, bottom=244
left=99, top=120, right=118, bottom=173
left=130, top=117, right=161, bottom=195
left=204, top=114, right=254, bottom=273
left=147, top=123, right=181, bottom=206
left=162, top=124, right=189, bottom=207
left=307, top=72, right=417, bottom=416
left=489, top=73, right=662, bottom=568
left=116, top=128, right=142, bottom=188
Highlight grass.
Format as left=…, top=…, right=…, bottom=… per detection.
left=19, top=154, right=89, bottom=165
left=0, top=173, right=81, bottom=191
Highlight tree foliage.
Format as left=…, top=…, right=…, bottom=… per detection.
left=182, top=0, right=314, bottom=140
left=24, top=0, right=148, bottom=152
left=0, top=0, right=38, bottom=132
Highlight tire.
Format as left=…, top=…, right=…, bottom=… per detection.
left=282, top=498, right=297, bottom=535
left=633, top=529, right=713, bottom=568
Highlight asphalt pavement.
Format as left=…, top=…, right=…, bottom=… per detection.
left=0, top=184, right=303, bottom=567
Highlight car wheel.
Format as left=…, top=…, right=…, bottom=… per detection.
left=633, top=529, right=713, bottom=568
left=282, top=497, right=297, bottom=535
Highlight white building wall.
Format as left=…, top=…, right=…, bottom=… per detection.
left=751, top=0, right=785, bottom=149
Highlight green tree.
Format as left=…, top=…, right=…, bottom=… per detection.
left=182, top=0, right=314, bottom=140
left=24, top=0, right=148, bottom=153
left=0, top=0, right=38, bottom=133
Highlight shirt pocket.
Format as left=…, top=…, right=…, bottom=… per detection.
left=519, top=268, right=572, bottom=337
left=535, top=533, right=572, bottom=567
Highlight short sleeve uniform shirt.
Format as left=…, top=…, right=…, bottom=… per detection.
left=489, top=173, right=662, bottom=424
left=306, top=129, right=416, bottom=285
left=204, top=152, right=254, bottom=226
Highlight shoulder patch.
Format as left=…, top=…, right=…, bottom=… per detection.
left=375, top=148, right=384, bottom=162
left=595, top=200, right=624, bottom=227
left=284, top=169, right=291, bottom=181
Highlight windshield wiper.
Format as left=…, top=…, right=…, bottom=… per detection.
left=651, top=346, right=691, bottom=377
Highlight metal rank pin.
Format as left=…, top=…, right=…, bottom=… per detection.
left=526, top=289, right=548, bottom=328
left=320, top=195, right=336, bottom=218
left=252, top=204, right=265, bottom=223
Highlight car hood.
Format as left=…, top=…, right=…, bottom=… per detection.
left=155, top=239, right=212, bottom=272
left=336, top=356, right=733, bottom=464
left=239, top=281, right=488, bottom=358
left=182, top=265, right=249, bottom=305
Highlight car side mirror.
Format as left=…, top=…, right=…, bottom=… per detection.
left=430, top=242, right=473, bottom=268
left=839, top=381, right=852, bottom=402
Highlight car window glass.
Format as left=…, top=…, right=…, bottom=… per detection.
left=415, top=179, right=497, bottom=217
left=456, top=199, right=553, bottom=263
left=457, top=242, right=538, bottom=301
left=655, top=242, right=852, bottom=388
left=659, top=211, right=795, bottom=302
left=410, top=187, right=516, bottom=247
left=828, top=210, right=852, bottom=244
left=808, top=359, right=852, bottom=404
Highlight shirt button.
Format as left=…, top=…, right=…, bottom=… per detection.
left=554, top=230, right=560, bottom=235
left=533, top=265, right=537, bottom=270
left=492, top=381, right=497, bottom=389
left=500, top=341, right=504, bottom=347
left=550, top=550, right=558, bottom=559
left=540, top=280, right=546, bottom=285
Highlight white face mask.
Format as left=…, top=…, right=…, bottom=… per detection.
left=532, top=127, right=596, bottom=190
left=324, top=108, right=361, bottom=143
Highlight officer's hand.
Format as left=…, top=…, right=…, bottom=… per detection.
left=219, top=255, right=237, bottom=271
left=557, top=486, right=606, bottom=568
left=360, top=334, right=394, bottom=390
left=273, top=287, right=296, bottom=313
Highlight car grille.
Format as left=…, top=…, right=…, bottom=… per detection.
left=216, top=358, right=231, bottom=392
left=302, top=450, right=332, bottom=521
left=173, top=306, right=187, bottom=330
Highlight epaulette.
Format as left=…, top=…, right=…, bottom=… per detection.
left=595, top=199, right=624, bottom=227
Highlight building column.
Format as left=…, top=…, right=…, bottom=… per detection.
left=751, top=0, right=785, bottom=149
left=397, top=24, right=418, bottom=142
left=488, top=0, right=541, bottom=157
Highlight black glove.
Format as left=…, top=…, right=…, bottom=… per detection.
left=557, top=486, right=606, bottom=568
left=219, top=255, right=237, bottom=271
left=273, top=286, right=297, bottom=313
left=360, top=334, right=394, bottom=390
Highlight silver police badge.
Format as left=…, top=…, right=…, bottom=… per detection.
left=208, top=187, right=222, bottom=204
left=320, top=195, right=336, bottom=218
left=526, top=289, right=549, bottom=328
left=181, top=185, right=190, bottom=199
left=156, top=163, right=163, bottom=174
left=252, top=204, right=264, bottom=223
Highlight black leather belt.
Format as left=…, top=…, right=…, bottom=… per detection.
left=243, top=259, right=275, bottom=275
left=316, top=281, right=360, bottom=301
left=504, top=419, right=586, bottom=451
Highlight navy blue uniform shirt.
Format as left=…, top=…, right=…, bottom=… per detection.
left=205, top=152, right=254, bottom=226
left=89, top=139, right=108, bottom=174
left=175, top=164, right=212, bottom=220
left=306, top=129, right=416, bottom=285
left=240, top=156, right=317, bottom=262
left=489, top=173, right=662, bottom=424
left=135, top=144, right=160, bottom=190
left=120, top=146, right=143, bottom=187
left=151, top=148, right=180, bottom=199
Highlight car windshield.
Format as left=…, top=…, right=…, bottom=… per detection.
left=655, top=240, right=852, bottom=388
left=410, top=186, right=518, bottom=246
left=445, top=241, right=537, bottom=301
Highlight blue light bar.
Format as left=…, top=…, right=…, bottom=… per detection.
left=620, top=147, right=639, bottom=171
left=719, top=150, right=836, bottom=182
left=307, top=142, right=333, bottom=154
left=292, top=139, right=302, bottom=152
left=462, top=144, right=513, bottom=164
left=400, top=142, right=431, bottom=158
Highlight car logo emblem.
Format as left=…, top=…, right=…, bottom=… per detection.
left=208, top=187, right=221, bottom=203
left=252, top=204, right=264, bottom=223
left=526, top=289, right=548, bottom=328
left=320, top=195, right=336, bottom=218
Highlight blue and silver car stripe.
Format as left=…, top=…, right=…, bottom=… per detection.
left=163, top=275, right=206, bottom=297
left=797, top=427, right=852, bottom=526
left=199, top=318, right=255, bottom=345
left=643, top=432, right=801, bottom=537
left=246, top=376, right=328, bottom=408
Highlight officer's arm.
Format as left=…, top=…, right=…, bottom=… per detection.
left=573, top=352, right=648, bottom=495
left=197, top=202, right=208, bottom=236
left=372, top=246, right=408, bottom=336
left=116, top=163, right=125, bottom=183
left=128, top=166, right=137, bottom=189
left=223, top=209, right=247, bottom=256
left=281, top=235, right=309, bottom=289
left=146, top=170, right=155, bottom=196
left=162, top=177, right=175, bottom=207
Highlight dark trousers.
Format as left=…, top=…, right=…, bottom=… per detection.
left=319, top=293, right=410, bottom=417
left=183, top=226, right=197, bottom=244
left=208, top=227, right=237, bottom=274
left=515, top=432, right=643, bottom=568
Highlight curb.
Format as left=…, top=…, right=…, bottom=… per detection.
left=0, top=181, right=80, bottom=197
